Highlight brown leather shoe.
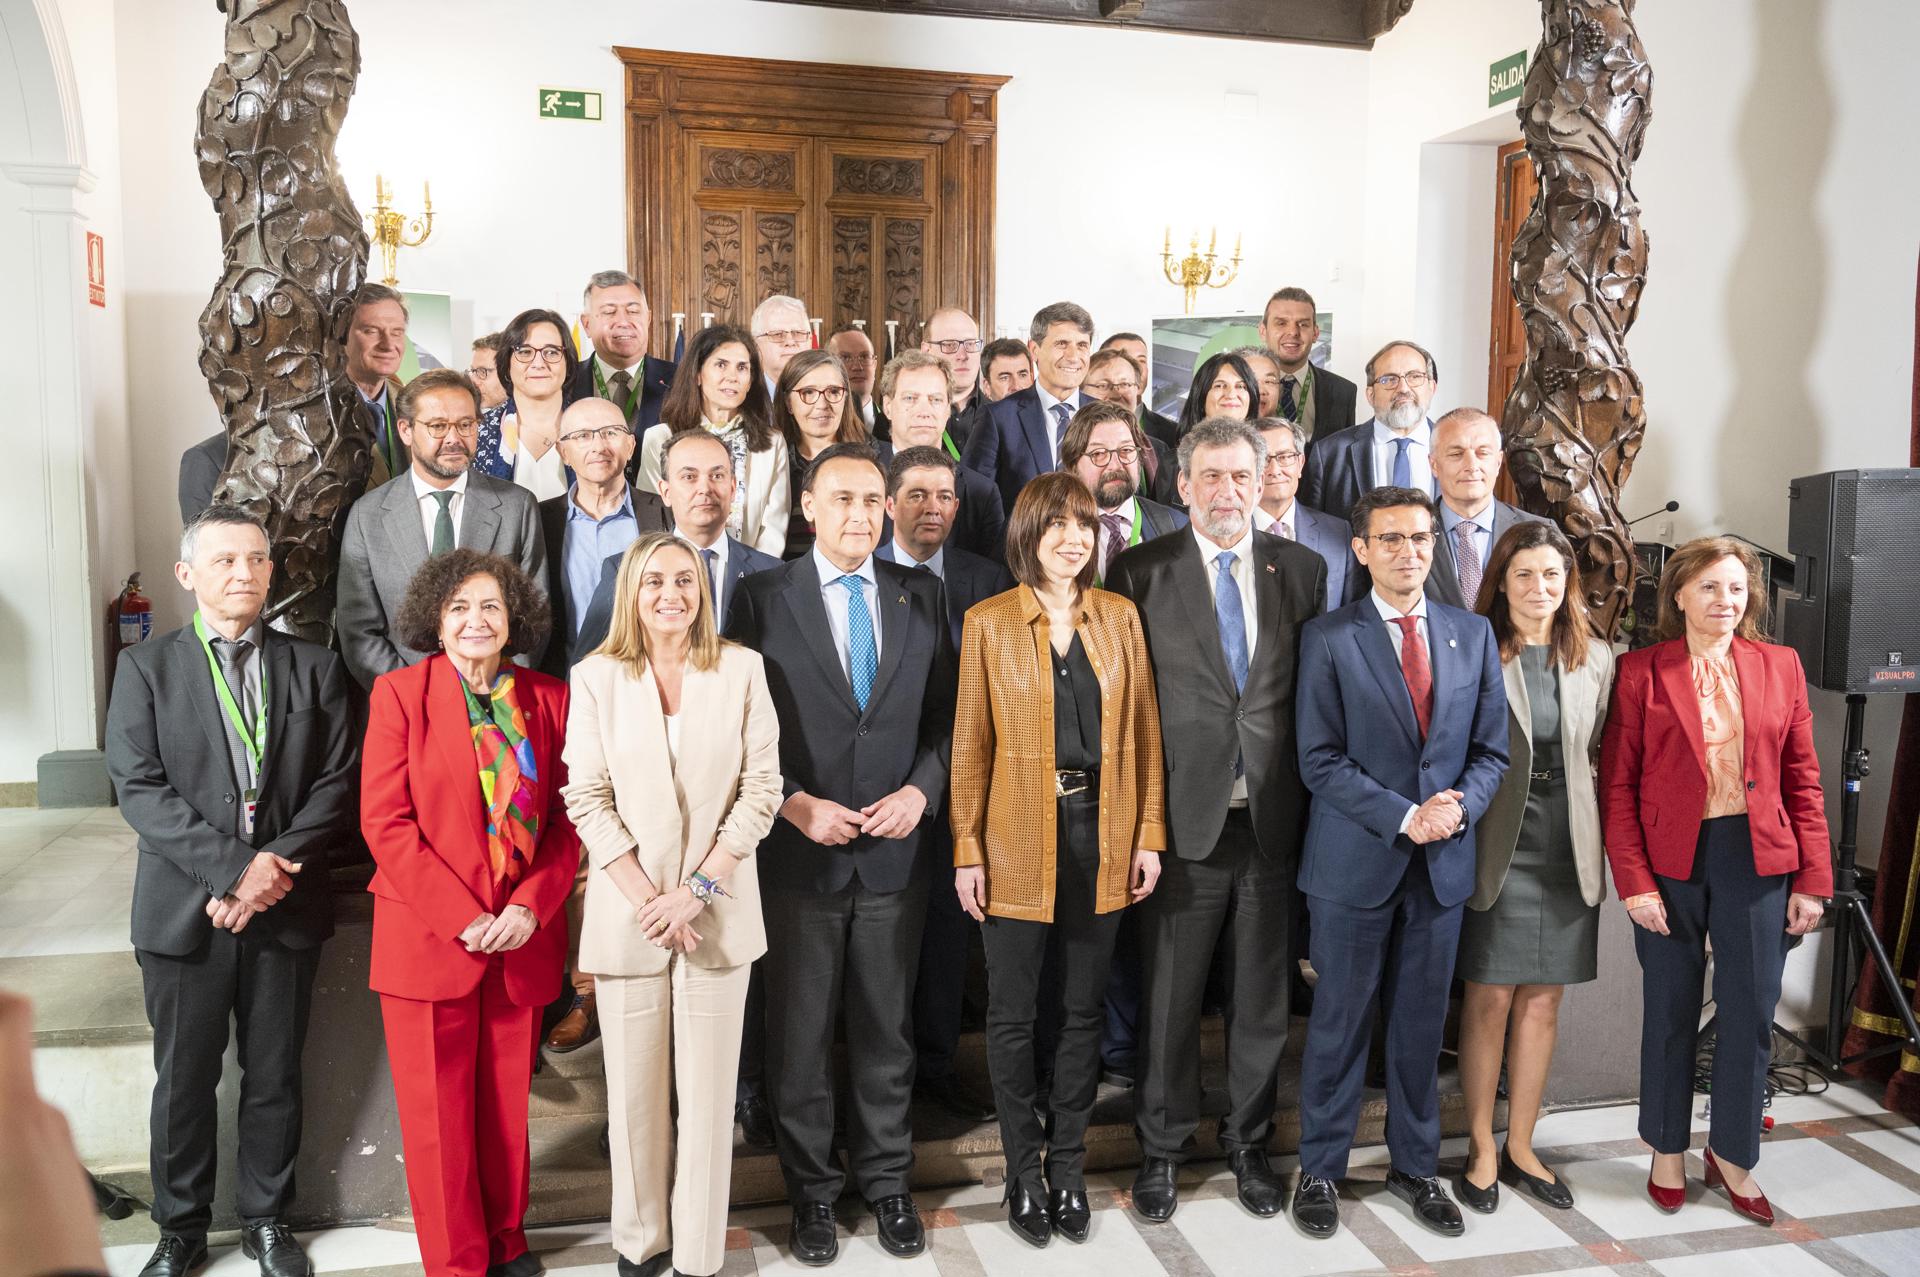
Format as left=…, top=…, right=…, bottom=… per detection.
left=544, top=990, right=599, bottom=1052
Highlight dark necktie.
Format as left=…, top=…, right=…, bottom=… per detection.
left=608, top=369, right=633, bottom=416
left=1049, top=402, right=1072, bottom=448
left=430, top=490, right=455, bottom=556
left=701, top=547, right=719, bottom=609
left=1454, top=522, right=1483, bottom=607
left=1280, top=374, right=1299, bottom=420
left=211, top=637, right=257, bottom=787
left=1100, top=512, right=1128, bottom=576
left=1392, top=615, right=1433, bottom=740
left=1391, top=436, right=1413, bottom=489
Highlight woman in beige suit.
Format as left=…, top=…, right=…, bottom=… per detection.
left=562, top=531, right=782, bottom=1277
left=1456, top=522, right=1615, bottom=1217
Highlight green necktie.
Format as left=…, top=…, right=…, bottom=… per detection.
left=431, top=490, right=455, bottom=556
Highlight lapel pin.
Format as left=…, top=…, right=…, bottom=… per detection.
left=1448, top=638, right=1457, bottom=648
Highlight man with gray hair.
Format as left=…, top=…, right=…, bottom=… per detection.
left=962, top=300, right=1097, bottom=516
left=1300, top=338, right=1441, bottom=521
left=1425, top=406, right=1548, bottom=609
left=570, top=270, right=675, bottom=480
left=1105, top=416, right=1327, bottom=1226
left=750, top=293, right=813, bottom=397
left=1255, top=416, right=1352, bottom=609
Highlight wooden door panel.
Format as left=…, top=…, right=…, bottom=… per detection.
left=1489, top=138, right=1539, bottom=506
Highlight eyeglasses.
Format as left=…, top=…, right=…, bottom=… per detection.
left=928, top=338, right=983, bottom=356
left=837, top=354, right=875, bottom=367
left=1083, top=445, right=1140, bottom=467
left=560, top=425, right=632, bottom=446
left=755, top=329, right=810, bottom=347
left=1264, top=450, right=1304, bottom=468
left=511, top=344, right=567, bottom=365
left=1083, top=379, right=1138, bottom=394
left=793, top=385, right=849, bottom=406
left=467, top=366, right=496, bottom=381
left=413, top=418, right=480, bottom=439
left=1368, top=531, right=1437, bottom=551
left=1372, top=371, right=1432, bottom=390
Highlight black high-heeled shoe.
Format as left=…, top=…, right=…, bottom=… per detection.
left=1500, top=1144, right=1574, bottom=1210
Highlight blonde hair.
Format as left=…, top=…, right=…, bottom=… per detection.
left=1655, top=535, right=1770, bottom=642
left=593, top=532, right=724, bottom=675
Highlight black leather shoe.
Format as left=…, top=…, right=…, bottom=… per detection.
left=868, top=1194, right=925, bottom=1257
left=1292, top=1175, right=1340, bottom=1238
left=242, top=1221, right=314, bottom=1277
left=487, top=1252, right=544, bottom=1277
left=1227, top=1149, right=1286, bottom=1218
left=790, top=1200, right=838, bottom=1266
left=1386, top=1169, right=1465, bottom=1237
left=1007, top=1180, right=1051, bottom=1248
left=1500, top=1144, right=1574, bottom=1209
left=914, top=1071, right=997, bottom=1122
left=1453, top=1166, right=1499, bottom=1214
left=1048, top=1187, right=1091, bottom=1243
left=615, top=1255, right=671, bottom=1277
left=1100, top=1064, right=1135, bottom=1089
left=737, top=1094, right=776, bottom=1150
left=1130, top=1157, right=1179, bottom=1223
left=138, top=1235, right=208, bottom=1277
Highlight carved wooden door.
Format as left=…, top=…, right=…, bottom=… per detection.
left=1488, top=138, right=1539, bottom=506
left=618, top=49, right=1005, bottom=354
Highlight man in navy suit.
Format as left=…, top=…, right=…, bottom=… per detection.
left=568, top=270, right=674, bottom=489
left=876, top=445, right=1011, bottom=1124
left=1425, top=408, right=1550, bottom=610
left=1298, top=340, right=1441, bottom=522
left=1255, top=418, right=1350, bottom=610
left=1290, top=485, right=1508, bottom=1242
left=882, top=351, right=1007, bottom=561
left=962, top=301, right=1096, bottom=517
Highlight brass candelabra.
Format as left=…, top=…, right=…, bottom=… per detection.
left=365, top=173, right=434, bottom=287
left=1162, top=226, right=1242, bottom=315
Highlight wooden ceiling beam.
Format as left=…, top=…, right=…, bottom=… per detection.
left=752, top=0, right=1394, bottom=50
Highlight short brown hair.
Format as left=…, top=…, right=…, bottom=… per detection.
left=471, top=331, right=503, bottom=353
left=1057, top=399, right=1146, bottom=470
left=1005, top=473, right=1099, bottom=595
left=398, top=368, right=481, bottom=422
left=981, top=338, right=1029, bottom=372
left=1087, top=347, right=1142, bottom=384
left=1480, top=521, right=1594, bottom=671
left=1656, top=536, right=1770, bottom=642
left=353, top=282, right=409, bottom=320
left=394, top=549, right=551, bottom=659
left=878, top=348, right=953, bottom=401
left=1263, top=286, right=1317, bottom=317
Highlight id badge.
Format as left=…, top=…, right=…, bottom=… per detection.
left=242, top=787, right=258, bottom=839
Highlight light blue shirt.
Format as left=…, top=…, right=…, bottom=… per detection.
left=1438, top=501, right=1493, bottom=579
left=813, top=546, right=882, bottom=681
left=563, top=484, right=639, bottom=635
left=1370, top=417, right=1434, bottom=495
left=890, top=540, right=945, bottom=581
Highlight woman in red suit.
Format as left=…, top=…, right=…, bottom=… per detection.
left=362, top=550, right=580, bottom=1277
left=1600, top=536, right=1830, bottom=1227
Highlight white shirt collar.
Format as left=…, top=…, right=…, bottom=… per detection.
left=1192, top=519, right=1255, bottom=567
left=1372, top=416, right=1433, bottom=448
left=1037, top=382, right=1080, bottom=419
left=596, top=353, right=643, bottom=380
left=676, top=528, right=728, bottom=569
left=891, top=539, right=945, bottom=579
left=411, top=468, right=470, bottom=502
left=1258, top=501, right=1296, bottom=538
left=1107, top=495, right=1139, bottom=526
left=813, top=545, right=876, bottom=590
left=1370, top=589, right=1429, bottom=623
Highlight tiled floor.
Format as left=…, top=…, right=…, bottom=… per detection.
left=0, top=807, right=138, bottom=957
left=92, top=1086, right=1920, bottom=1277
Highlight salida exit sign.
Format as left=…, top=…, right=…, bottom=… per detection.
left=1488, top=50, right=1528, bottom=107
left=538, top=87, right=602, bottom=121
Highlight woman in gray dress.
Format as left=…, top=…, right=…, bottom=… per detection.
left=1455, top=522, right=1615, bottom=1215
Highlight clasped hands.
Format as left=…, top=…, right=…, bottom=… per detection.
left=783, top=785, right=927, bottom=845
left=204, top=850, right=303, bottom=932
left=1406, top=790, right=1465, bottom=845
left=637, top=886, right=705, bottom=953
left=458, top=904, right=538, bottom=954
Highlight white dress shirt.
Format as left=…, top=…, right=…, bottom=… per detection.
left=1196, top=522, right=1258, bottom=804
left=511, top=442, right=568, bottom=502
left=1371, top=589, right=1433, bottom=836
left=1036, top=384, right=1083, bottom=468
left=1256, top=501, right=1296, bottom=540
left=1370, top=417, right=1433, bottom=493
left=813, top=546, right=883, bottom=681
left=411, top=468, right=470, bottom=549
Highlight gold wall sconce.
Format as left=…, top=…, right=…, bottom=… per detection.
left=1162, top=226, right=1242, bottom=314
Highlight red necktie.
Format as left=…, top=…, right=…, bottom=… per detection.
left=1392, top=615, right=1433, bottom=740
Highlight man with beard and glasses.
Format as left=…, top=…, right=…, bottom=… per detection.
left=1060, top=401, right=1186, bottom=586
left=1082, top=348, right=1179, bottom=505
left=1299, top=340, right=1440, bottom=522
left=1105, top=418, right=1326, bottom=1225
left=337, top=369, right=546, bottom=691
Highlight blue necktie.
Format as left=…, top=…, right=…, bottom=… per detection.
left=1049, top=402, right=1072, bottom=448
left=1391, top=436, right=1412, bottom=489
left=1215, top=551, right=1249, bottom=778
left=839, top=574, right=877, bottom=711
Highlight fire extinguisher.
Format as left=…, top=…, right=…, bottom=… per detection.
left=106, top=573, right=153, bottom=665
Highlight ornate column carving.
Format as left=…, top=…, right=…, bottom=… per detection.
left=196, top=0, right=371, bottom=642
left=1501, top=0, right=1652, bottom=638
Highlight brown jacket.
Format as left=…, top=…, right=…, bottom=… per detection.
left=950, top=585, right=1167, bottom=922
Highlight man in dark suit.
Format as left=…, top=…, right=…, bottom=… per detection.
left=1289, top=485, right=1508, bottom=1242
left=176, top=431, right=227, bottom=524
left=962, top=301, right=1095, bottom=517
left=336, top=370, right=545, bottom=691
left=1426, top=407, right=1549, bottom=610
left=1063, top=400, right=1187, bottom=588
left=1298, top=339, right=1441, bottom=522
left=105, top=506, right=358, bottom=1277
left=569, top=269, right=674, bottom=489
left=877, top=445, right=1010, bottom=1124
left=726, top=442, right=956, bottom=1266
left=1084, top=344, right=1180, bottom=504
left=1095, top=333, right=1181, bottom=447
left=1258, top=287, right=1358, bottom=439
left=1256, top=418, right=1352, bottom=609
left=883, top=349, right=1007, bottom=561
left=977, top=337, right=1033, bottom=404
left=829, top=326, right=882, bottom=429
left=920, top=307, right=991, bottom=454
left=1106, top=419, right=1327, bottom=1225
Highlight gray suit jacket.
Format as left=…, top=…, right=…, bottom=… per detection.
left=1471, top=637, right=1615, bottom=910
left=1289, top=502, right=1353, bottom=610
left=1428, top=499, right=1551, bottom=609
left=337, top=470, right=546, bottom=690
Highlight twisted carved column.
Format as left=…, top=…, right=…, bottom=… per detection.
left=1501, top=0, right=1652, bottom=639
left=196, top=0, right=371, bottom=642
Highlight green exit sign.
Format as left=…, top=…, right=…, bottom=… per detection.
left=1488, top=50, right=1528, bottom=107
left=538, top=87, right=602, bottom=121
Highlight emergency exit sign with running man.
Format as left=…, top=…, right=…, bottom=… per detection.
left=538, top=88, right=603, bottom=121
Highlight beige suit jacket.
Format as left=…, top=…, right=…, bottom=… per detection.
left=561, top=645, right=783, bottom=975
left=1470, top=636, right=1615, bottom=910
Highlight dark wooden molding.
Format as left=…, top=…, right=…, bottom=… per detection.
left=753, top=0, right=1392, bottom=49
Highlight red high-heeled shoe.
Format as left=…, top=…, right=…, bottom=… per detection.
left=1703, top=1148, right=1774, bottom=1226
left=1645, top=1159, right=1685, bottom=1214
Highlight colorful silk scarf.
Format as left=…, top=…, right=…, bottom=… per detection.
left=461, top=667, right=539, bottom=885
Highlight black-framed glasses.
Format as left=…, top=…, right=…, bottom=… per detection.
left=1371, top=372, right=1432, bottom=390
left=511, top=344, right=567, bottom=365
left=1083, top=379, right=1138, bottom=394
left=792, top=386, right=849, bottom=406
left=1368, top=531, right=1436, bottom=550
left=1083, top=445, right=1140, bottom=467
left=413, top=418, right=480, bottom=439
left=928, top=338, right=983, bottom=355
left=560, top=425, right=633, bottom=446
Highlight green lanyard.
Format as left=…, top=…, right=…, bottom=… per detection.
left=193, top=611, right=268, bottom=776
left=1127, top=499, right=1143, bottom=547
left=941, top=428, right=960, bottom=461
left=591, top=358, right=643, bottom=425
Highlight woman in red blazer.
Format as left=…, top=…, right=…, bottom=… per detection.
left=361, top=551, right=579, bottom=1277
left=1600, top=537, right=1830, bottom=1228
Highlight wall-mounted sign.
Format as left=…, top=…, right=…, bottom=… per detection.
left=1488, top=50, right=1528, bottom=107
left=538, top=88, right=603, bottom=121
left=85, top=231, right=106, bottom=307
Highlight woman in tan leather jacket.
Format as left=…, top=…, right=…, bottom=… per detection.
left=950, top=471, right=1166, bottom=1249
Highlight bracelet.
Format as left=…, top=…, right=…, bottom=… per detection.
left=687, top=870, right=731, bottom=906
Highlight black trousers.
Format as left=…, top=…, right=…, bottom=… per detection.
left=763, top=876, right=928, bottom=1203
left=979, top=791, right=1121, bottom=1191
left=1635, top=815, right=1791, bottom=1168
left=736, top=961, right=765, bottom=1103
left=913, top=851, right=975, bottom=1082
left=138, top=931, right=320, bottom=1238
left=1136, top=809, right=1292, bottom=1159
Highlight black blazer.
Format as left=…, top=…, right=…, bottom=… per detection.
left=567, top=353, right=676, bottom=487
left=1136, top=495, right=1189, bottom=541
left=875, top=541, right=1013, bottom=651
left=1308, top=366, right=1360, bottom=437
left=178, top=430, right=227, bottom=523
left=962, top=385, right=1089, bottom=516
left=570, top=533, right=778, bottom=669
left=105, top=626, right=358, bottom=956
left=535, top=487, right=670, bottom=677
left=1298, top=419, right=1437, bottom=523
left=1105, top=528, right=1326, bottom=864
left=725, top=553, right=956, bottom=895
left=1140, top=406, right=1180, bottom=450
left=875, top=441, right=1008, bottom=562
left=1426, top=500, right=1552, bottom=610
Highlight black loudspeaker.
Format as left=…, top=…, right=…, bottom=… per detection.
left=1783, top=468, right=1920, bottom=694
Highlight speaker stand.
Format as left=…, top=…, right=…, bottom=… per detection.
left=1774, top=694, right=1920, bottom=1074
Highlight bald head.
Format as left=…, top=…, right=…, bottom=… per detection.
left=557, top=396, right=636, bottom=487
left=921, top=307, right=981, bottom=400
left=1430, top=407, right=1503, bottom=515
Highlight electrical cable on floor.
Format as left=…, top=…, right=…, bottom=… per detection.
left=1693, top=1011, right=1831, bottom=1126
